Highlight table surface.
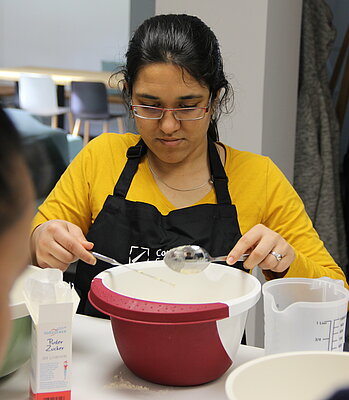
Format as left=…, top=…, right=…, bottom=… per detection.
left=0, top=315, right=264, bottom=400
left=0, top=66, right=123, bottom=86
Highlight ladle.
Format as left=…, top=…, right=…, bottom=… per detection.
left=91, top=251, right=175, bottom=286
left=163, top=245, right=249, bottom=274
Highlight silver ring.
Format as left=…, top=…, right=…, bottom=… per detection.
left=270, top=251, right=283, bottom=262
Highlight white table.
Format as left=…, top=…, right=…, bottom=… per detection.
left=0, top=315, right=264, bottom=400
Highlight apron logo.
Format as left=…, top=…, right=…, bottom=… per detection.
left=129, top=246, right=150, bottom=263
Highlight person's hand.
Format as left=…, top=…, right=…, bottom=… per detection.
left=226, top=224, right=295, bottom=275
left=31, top=220, right=96, bottom=271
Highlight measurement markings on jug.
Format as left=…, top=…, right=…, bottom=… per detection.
left=315, top=320, right=332, bottom=350
left=331, top=317, right=346, bottom=351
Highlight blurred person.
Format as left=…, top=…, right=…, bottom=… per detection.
left=0, top=107, right=34, bottom=363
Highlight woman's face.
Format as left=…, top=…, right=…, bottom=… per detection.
left=0, top=168, right=34, bottom=365
left=131, top=63, right=212, bottom=164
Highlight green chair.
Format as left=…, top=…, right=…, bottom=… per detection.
left=101, top=59, right=124, bottom=96
left=4, top=108, right=83, bottom=205
left=5, top=107, right=82, bottom=163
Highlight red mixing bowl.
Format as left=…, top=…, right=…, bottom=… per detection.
left=89, top=260, right=261, bottom=386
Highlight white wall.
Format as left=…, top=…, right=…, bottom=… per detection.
left=156, top=0, right=302, bottom=182
left=0, top=0, right=131, bottom=71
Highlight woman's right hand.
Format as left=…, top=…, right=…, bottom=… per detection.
left=31, top=220, right=96, bottom=271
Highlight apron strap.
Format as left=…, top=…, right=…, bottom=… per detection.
left=208, top=138, right=232, bottom=204
left=113, top=137, right=231, bottom=204
left=113, top=138, right=146, bottom=198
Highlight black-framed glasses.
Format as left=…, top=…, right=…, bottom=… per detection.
left=130, top=96, right=211, bottom=121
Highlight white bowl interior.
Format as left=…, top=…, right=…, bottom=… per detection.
left=226, top=352, right=349, bottom=400
left=102, top=261, right=259, bottom=304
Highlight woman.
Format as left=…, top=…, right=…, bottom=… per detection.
left=31, top=14, right=347, bottom=315
left=0, top=107, right=34, bottom=363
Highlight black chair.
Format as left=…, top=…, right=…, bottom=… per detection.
left=70, top=81, right=127, bottom=145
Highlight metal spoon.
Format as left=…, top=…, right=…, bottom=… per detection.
left=91, top=251, right=175, bottom=286
left=163, top=245, right=249, bottom=274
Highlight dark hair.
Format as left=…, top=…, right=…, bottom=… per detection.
left=0, top=107, right=29, bottom=236
left=118, top=14, right=233, bottom=141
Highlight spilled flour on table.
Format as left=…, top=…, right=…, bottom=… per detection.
left=104, top=370, right=168, bottom=393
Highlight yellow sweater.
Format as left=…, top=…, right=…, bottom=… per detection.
left=33, top=132, right=348, bottom=286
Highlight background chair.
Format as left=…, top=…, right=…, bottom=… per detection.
left=5, top=108, right=83, bottom=206
left=18, top=74, right=73, bottom=129
left=101, top=59, right=124, bottom=98
left=70, top=81, right=127, bottom=145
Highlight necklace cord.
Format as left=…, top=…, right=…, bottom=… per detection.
left=148, top=160, right=212, bottom=192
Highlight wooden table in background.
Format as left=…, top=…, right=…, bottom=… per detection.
left=0, top=66, right=123, bottom=86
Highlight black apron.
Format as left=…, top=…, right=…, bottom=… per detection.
left=75, top=138, right=244, bottom=317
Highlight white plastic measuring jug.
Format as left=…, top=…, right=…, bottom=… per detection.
left=263, top=277, right=349, bottom=355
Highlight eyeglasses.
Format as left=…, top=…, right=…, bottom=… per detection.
left=130, top=97, right=211, bottom=121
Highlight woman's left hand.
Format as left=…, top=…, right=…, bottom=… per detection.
left=226, top=224, right=295, bottom=274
